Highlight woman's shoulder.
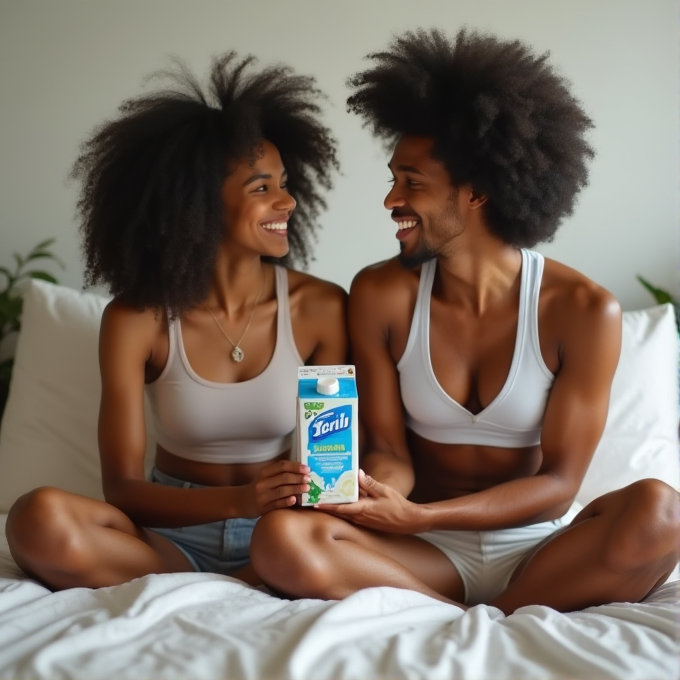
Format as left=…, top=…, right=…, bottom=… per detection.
left=101, top=296, right=168, bottom=343
left=283, top=267, right=347, bottom=310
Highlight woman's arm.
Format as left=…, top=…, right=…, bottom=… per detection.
left=97, top=300, right=306, bottom=527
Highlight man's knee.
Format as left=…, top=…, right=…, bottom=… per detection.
left=250, top=509, right=337, bottom=596
left=603, top=479, right=680, bottom=570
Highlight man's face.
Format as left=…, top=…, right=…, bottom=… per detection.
left=385, top=135, right=463, bottom=269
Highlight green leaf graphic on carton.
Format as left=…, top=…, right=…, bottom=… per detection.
left=307, top=478, right=323, bottom=504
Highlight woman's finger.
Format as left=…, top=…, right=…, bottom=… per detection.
left=259, top=482, right=310, bottom=504
left=261, top=460, right=310, bottom=479
left=255, top=472, right=311, bottom=494
left=262, top=495, right=298, bottom=513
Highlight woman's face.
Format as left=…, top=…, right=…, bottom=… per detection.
left=220, top=140, right=296, bottom=259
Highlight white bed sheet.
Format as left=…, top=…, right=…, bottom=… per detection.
left=1, top=515, right=678, bottom=680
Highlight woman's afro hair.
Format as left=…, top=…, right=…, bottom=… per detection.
left=72, top=52, right=338, bottom=315
left=347, top=28, right=594, bottom=247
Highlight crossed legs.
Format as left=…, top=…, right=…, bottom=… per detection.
left=251, top=479, right=680, bottom=614
left=6, top=486, right=195, bottom=590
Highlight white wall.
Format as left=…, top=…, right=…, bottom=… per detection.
left=1, top=0, right=677, bottom=312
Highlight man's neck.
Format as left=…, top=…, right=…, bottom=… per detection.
left=434, top=237, right=523, bottom=316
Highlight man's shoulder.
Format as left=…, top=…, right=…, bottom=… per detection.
left=541, top=256, right=621, bottom=331
left=350, top=256, right=421, bottom=298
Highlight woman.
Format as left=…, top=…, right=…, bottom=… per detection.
left=6, top=52, right=346, bottom=590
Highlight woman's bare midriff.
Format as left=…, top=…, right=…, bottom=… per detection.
left=406, top=428, right=543, bottom=503
left=155, top=445, right=291, bottom=487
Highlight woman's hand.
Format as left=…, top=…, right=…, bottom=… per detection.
left=314, top=469, right=425, bottom=534
left=240, top=460, right=311, bottom=518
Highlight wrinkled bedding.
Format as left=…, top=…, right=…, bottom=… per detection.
left=0, top=515, right=678, bottom=680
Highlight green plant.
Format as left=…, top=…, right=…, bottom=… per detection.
left=0, top=238, right=64, bottom=418
left=637, top=275, right=680, bottom=333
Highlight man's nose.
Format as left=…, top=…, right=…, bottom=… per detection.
left=384, top=184, right=406, bottom=210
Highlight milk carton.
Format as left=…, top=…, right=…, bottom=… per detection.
left=296, top=365, right=359, bottom=505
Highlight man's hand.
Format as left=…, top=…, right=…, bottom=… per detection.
left=315, top=470, right=425, bottom=533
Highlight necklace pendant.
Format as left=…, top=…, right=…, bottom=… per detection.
left=231, top=346, right=244, bottom=363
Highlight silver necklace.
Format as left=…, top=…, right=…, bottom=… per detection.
left=203, top=269, right=266, bottom=363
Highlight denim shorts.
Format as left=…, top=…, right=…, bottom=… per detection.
left=147, top=467, right=258, bottom=575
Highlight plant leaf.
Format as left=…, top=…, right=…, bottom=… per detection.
left=0, top=294, right=22, bottom=344
left=637, top=276, right=674, bottom=305
left=32, top=237, right=56, bottom=251
left=27, top=271, right=58, bottom=284
left=0, top=357, right=14, bottom=383
left=25, top=252, right=65, bottom=268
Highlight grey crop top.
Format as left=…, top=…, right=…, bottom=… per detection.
left=397, top=249, right=555, bottom=448
left=145, top=266, right=304, bottom=464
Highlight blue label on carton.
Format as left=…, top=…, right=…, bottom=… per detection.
left=307, top=406, right=353, bottom=492
left=309, top=406, right=352, bottom=444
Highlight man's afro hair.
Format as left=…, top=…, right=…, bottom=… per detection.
left=347, top=28, right=594, bottom=247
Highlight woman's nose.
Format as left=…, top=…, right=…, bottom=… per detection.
left=274, top=189, right=296, bottom=213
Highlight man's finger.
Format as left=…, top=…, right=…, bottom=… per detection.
left=358, top=469, right=383, bottom=496
left=314, top=500, right=368, bottom=515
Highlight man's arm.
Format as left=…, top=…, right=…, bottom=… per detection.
left=422, top=286, right=621, bottom=530
left=348, top=264, right=416, bottom=497
left=329, top=280, right=622, bottom=533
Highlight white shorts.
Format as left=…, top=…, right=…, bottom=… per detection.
left=417, top=503, right=582, bottom=606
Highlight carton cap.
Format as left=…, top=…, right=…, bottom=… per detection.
left=316, top=377, right=340, bottom=395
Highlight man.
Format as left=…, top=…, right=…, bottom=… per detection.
left=250, top=28, right=679, bottom=613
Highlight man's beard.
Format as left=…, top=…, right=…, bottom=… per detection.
left=398, top=240, right=437, bottom=269
left=397, top=195, right=462, bottom=270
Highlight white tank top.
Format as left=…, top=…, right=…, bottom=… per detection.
left=397, top=249, right=554, bottom=448
left=145, top=265, right=303, bottom=464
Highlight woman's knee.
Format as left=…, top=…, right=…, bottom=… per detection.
left=6, top=486, right=93, bottom=574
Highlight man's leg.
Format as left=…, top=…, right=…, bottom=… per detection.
left=6, top=486, right=194, bottom=590
left=490, top=478, right=680, bottom=614
left=250, top=508, right=467, bottom=606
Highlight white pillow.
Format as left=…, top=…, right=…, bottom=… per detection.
left=0, top=283, right=677, bottom=513
left=0, top=280, right=155, bottom=511
left=576, top=303, right=679, bottom=506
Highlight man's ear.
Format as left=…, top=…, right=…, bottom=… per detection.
left=468, top=187, right=488, bottom=210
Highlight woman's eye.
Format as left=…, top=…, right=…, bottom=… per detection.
left=387, top=177, right=396, bottom=185
left=254, top=185, right=267, bottom=193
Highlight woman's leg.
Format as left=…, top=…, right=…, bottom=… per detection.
left=6, top=486, right=193, bottom=590
left=250, top=507, right=467, bottom=606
